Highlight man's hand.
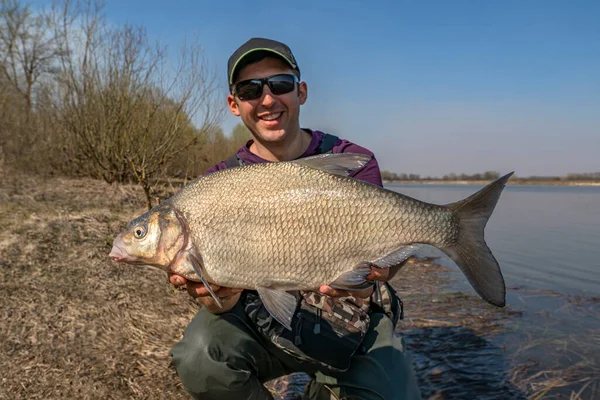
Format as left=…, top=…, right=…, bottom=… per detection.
left=169, top=273, right=243, bottom=314
left=319, top=260, right=409, bottom=298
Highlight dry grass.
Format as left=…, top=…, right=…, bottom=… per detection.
left=1, top=171, right=198, bottom=399
left=1, top=170, right=597, bottom=399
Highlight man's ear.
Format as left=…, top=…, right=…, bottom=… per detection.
left=227, top=94, right=240, bottom=116
left=298, top=81, right=308, bottom=105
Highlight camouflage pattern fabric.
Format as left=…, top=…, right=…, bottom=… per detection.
left=301, top=291, right=371, bottom=334
left=372, top=281, right=403, bottom=327
left=242, top=282, right=403, bottom=372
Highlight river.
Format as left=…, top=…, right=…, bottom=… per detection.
left=386, top=182, right=599, bottom=399
left=385, top=183, right=600, bottom=297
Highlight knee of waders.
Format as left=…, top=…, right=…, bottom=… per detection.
left=170, top=308, right=260, bottom=395
left=169, top=313, right=236, bottom=391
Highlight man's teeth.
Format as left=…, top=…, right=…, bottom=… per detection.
left=261, top=112, right=282, bottom=121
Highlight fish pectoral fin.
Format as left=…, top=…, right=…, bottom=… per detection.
left=329, top=263, right=373, bottom=291
left=292, top=153, right=372, bottom=177
left=189, top=253, right=223, bottom=308
left=256, top=287, right=298, bottom=331
left=371, top=244, right=423, bottom=268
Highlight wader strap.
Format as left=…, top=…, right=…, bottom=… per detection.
left=316, top=133, right=339, bottom=154
left=224, top=154, right=245, bottom=169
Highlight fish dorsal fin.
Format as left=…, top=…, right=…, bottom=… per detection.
left=292, top=153, right=372, bottom=177
left=256, top=287, right=298, bottom=331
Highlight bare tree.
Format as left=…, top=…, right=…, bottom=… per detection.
left=0, top=0, right=59, bottom=114
left=51, top=0, right=223, bottom=209
left=0, top=0, right=62, bottom=166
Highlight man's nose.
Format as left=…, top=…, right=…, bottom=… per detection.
left=259, top=85, right=276, bottom=107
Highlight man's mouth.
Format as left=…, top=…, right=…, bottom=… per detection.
left=259, top=112, right=283, bottom=121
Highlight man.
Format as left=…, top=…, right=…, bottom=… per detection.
left=168, top=37, right=422, bottom=400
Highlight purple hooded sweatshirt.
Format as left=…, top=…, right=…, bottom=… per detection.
left=204, top=129, right=383, bottom=188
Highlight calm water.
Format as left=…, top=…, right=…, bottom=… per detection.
left=386, top=183, right=600, bottom=399
left=386, top=183, right=600, bottom=297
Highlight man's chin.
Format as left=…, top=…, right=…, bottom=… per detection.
left=255, top=128, right=288, bottom=142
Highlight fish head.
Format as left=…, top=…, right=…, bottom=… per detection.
left=109, top=203, right=186, bottom=271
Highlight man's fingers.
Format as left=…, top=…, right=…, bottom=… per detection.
left=216, top=287, right=244, bottom=298
left=169, top=273, right=187, bottom=287
left=319, top=285, right=350, bottom=297
left=319, top=285, right=374, bottom=299
left=186, top=281, right=221, bottom=298
left=366, top=266, right=389, bottom=281
left=367, top=258, right=413, bottom=281
left=168, top=273, right=243, bottom=301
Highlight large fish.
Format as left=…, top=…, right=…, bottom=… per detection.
left=109, top=153, right=512, bottom=330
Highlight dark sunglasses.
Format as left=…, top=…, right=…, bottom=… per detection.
left=232, top=73, right=299, bottom=101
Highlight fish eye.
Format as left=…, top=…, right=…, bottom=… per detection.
left=133, top=225, right=147, bottom=239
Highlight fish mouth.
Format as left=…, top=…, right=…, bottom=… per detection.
left=109, top=244, right=131, bottom=262
left=109, top=236, right=136, bottom=263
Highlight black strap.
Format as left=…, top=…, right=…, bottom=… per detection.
left=224, top=154, right=245, bottom=169
left=315, top=133, right=339, bottom=155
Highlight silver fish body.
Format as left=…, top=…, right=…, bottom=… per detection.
left=110, top=153, right=512, bottom=329
left=173, top=160, right=454, bottom=289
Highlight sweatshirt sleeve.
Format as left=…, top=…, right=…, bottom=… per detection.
left=332, top=140, right=384, bottom=188
left=203, top=161, right=228, bottom=176
left=351, top=156, right=384, bottom=188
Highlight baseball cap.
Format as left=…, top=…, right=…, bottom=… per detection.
left=227, top=37, right=300, bottom=87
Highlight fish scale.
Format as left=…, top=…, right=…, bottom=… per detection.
left=110, top=153, right=512, bottom=330
left=171, top=160, right=454, bottom=290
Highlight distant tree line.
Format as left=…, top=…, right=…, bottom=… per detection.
left=381, top=170, right=600, bottom=182
left=380, top=171, right=501, bottom=181
left=0, top=0, right=251, bottom=209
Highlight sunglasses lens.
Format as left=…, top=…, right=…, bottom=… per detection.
left=268, top=75, right=296, bottom=95
left=234, top=74, right=297, bottom=100
left=235, top=81, right=262, bottom=100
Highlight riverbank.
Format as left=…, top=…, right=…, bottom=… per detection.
left=1, top=172, right=596, bottom=399
left=384, top=179, right=600, bottom=186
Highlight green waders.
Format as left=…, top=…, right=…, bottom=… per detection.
left=170, top=298, right=422, bottom=400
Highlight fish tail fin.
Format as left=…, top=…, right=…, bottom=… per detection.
left=440, top=172, right=514, bottom=307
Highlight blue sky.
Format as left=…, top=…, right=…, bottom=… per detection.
left=37, top=0, right=599, bottom=177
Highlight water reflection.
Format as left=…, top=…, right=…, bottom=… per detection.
left=406, top=326, right=526, bottom=400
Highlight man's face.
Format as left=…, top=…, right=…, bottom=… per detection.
left=227, top=57, right=308, bottom=144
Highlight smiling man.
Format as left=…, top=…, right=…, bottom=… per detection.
left=168, top=37, right=422, bottom=400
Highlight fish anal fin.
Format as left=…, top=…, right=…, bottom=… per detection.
left=372, top=244, right=423, bottom=269
left=329, top=263, right=373, bottom=291
left=330, top=245, right=423, bottom=291
left=256, top=287, right=298, bottom=331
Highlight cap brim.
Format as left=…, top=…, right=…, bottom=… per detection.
left=229, top=48, right=298, bottom=85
